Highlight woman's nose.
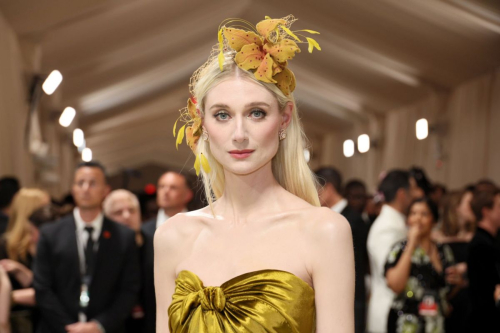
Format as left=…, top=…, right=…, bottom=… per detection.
left=232, top=117, right=248, bottom=143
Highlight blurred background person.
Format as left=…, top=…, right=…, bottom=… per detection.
left=367, top=170, right=411, bottom=333
left=0, top=264, right=12, bottom=333
left=34, top=162, right=140, bottom=333
left=409, top=166, right=432, bottom=200
left=344, top=179, right=370, bottom=224
left=0, top=177, right=20, bottom=236
left=466, top=188, right=500, bottom=332
left=103, top=189, right=145, bottom=333
left=141, top=171, right=193, bottom=333
left=429, top=183, right=447, bottom=211
left=316, top=168, right=368, bottom=333
left=432, top=189, right=475, bottom=333
left=0, top=188, right=50, bottom=333
left=385, top=197, right=459, bottom=333
left=365, top=193, right=383, bottom=227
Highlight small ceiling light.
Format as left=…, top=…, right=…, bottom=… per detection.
left=343, top=140, right=354, bottom=158
left=73, top=128, right=84, bottom=147
left=358, top=134, right=370, bottom=153
left=304, top=149, right=311, bottom=162
left=82, top=148, right=92, bottom=162
left=416, top=118, right=428, bottom=140
left=59, top=107, right=76, bottom=127
left=42, top=70, right=63, bottom=95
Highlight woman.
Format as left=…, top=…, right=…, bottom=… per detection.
left=385, top=198, right=457, bottom=333
left=0, top=189, right=50, bottom=333
left=409, top=167, right=432, bottom=200
left=155, top=16, right=354, bottom=332
left=432, top=189, right=475, bottom=333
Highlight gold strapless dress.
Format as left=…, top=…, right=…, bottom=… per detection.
left=168, top=269, right=316, bottom=332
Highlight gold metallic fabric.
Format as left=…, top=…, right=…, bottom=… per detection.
left=168, top=269, right=316, bottom=332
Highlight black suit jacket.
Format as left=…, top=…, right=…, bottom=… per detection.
left=340, top=206, right=369, bottom=304
left=0, top=212, right=8, bottom=236
left=33, top=214, right=141, bottom=333
left=141, top=219, right=156, bottom=333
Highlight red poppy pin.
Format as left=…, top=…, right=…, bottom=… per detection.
left=103, top=231, right=111, bottom=239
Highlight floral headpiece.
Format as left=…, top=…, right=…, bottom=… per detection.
left=174, top=15, right=321, bottom=175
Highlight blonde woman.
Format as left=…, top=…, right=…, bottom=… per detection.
left=0, top=188, right=50, bottom=333
left=155, top=16, right=354, bottom=333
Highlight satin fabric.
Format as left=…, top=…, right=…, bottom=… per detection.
left=168, top=269, right=316, bottom=332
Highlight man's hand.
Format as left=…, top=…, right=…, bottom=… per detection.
left=65, top=322, right=102, bottom=333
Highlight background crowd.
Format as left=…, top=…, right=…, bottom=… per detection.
left=0, top=162, right=499, bottom=333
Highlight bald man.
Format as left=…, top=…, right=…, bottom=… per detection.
left=141, top=172, right=193, bottom=333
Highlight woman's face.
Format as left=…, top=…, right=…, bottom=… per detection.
left=407, top=202, right=434, bottom=237
left=203, top=76, right=291, bottom=176
left=457, top=191, right=475, bottom=222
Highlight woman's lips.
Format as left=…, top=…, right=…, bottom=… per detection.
left=229, top=149, right=255, bottom=159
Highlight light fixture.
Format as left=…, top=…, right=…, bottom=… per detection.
left=59, top=107, right=76, bottom=127
left=42, top=70, right=63, bottom=95
left=343, top=140, right=354, bottom=158
left=303, top=149, right=311, bottom=162
left=73, top=128, right=84, bottom=147
left=416, top=118, right=428, bottom=140
left=82, top=148, right=92, bottom=162
left=357, top=134, right=370, bottom=153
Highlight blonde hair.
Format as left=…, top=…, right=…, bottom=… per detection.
left=440, top=190, right=475, bottom=237
left=5, top=188, right=49, bottom=262
left=192, top=53, right=320, bottom=208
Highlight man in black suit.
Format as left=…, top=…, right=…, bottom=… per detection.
left=34, top=162, right=140, bottom=333
left=315, top=168, right=369, bottom=333
left=0, top=177, right=20, bottom=236
left=141, top=171, right=193, bottom=333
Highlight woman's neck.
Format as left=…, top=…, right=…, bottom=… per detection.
left=418, top=236, right=432, bottom=253
left=217, top=162, right=284, bottom=222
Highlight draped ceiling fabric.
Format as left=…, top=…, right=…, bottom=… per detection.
left=0, top=0, right=499, bottom=195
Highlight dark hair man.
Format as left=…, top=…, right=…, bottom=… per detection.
left=34, top=162, right=140, bottom=333
left=367, top=170, right=412, bottom=333
left=141, top=171, right=193, bottom=333
left=0, top=177, right=20, bottom=235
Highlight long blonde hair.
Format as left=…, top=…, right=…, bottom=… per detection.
left=440, top=190, right=475, bottom=237
left=5, top=188, right=49, bottom=262
left=192, top=53, right=320, bottom=208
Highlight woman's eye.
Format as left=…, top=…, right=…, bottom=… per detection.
left=215, top=112, right=230, bottom=121
left=250, top=110, right=266, bottom=119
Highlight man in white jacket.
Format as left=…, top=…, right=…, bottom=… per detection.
left=367, top=170, right=413, bottom=333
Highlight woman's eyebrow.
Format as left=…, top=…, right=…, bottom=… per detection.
left=209, top=102, right=271, bottom=110
left=209, top=103, right=230, bottom=110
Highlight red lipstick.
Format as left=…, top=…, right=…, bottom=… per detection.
left=229, top=149, right=255, bottom=159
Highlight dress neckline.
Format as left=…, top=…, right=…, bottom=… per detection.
left=177, top=269, right=315, bottom=291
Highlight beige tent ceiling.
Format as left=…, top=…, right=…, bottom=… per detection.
left=1, top=0, right=500, bottom=175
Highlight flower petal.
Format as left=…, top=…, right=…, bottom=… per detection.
left=187, top=98, right=198, bottom=119
left=264, top=40, right=301, bottom=63
left=274, top=67, right=296, bottom=95
left=186, top=126, right=200, bottom=152
left=194, top=154, right=201, bottom=176
left=234, top=43, right=265, bottom=71
left=173, top=118, right=178, bottom=137
left=200, top=153, right=211, bottom=174
left=223, top=28, right=263, bottom=52
left=176, top=124, right=186, bottom=150
left=281, top=26, right=301, bottom=42
left=306, top=37, right=321, bottom=53
left=254, top=53, right=276, bottom=83
left=256, top=18, right=286, bottom=39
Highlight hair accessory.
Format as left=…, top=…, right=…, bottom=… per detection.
left=173, top=15, right=320, bottom=175
left=279, top=128, right=287, bottom=141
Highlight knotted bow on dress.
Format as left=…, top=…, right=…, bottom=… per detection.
left=168, top=269, right=316, bottom=333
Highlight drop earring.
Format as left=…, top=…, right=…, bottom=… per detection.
left=279, top=128, right=287, bottom=141
left=202, top=129, right=209, bottom=141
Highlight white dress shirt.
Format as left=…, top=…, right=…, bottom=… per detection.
left=331, top=198, right=348, bottom=213
left=366, top=204, right=407, bottom=333
left=156, top=208, right=187, bottom=229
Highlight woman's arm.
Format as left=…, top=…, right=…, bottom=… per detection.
left=0, top=266, right=12, bottom=332
left=385, top=226, right=419, bottom=294
left=12, top=288, right=35, bottom=306
left=0, top=259, right=33, bottom=287
left=311, top=208, right=355, bottom=333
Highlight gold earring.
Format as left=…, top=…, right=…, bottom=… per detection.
left=202, top=129, right=209, bottom=141
left=279, top=129, right=286, bottom=141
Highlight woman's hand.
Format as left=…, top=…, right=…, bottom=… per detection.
left=0, top=259, right=33, bottom=288
left=445, top=265, right=465, bottom=286
left=0, top=259, right=22, bottom=274
left=407, top=224, right=421, bottom=247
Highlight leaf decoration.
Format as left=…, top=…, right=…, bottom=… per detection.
left=194, top=153, right=201, bottom=176
left=224, top=28, right=263, bottom=52
left=254, top=53, right=276, bottom=83
left=274, top=67, right=296, bottom=95
left=200, top=153, right=211, bottom=174
left=234, top=43, right=264, bottom=70
left=173, top=118, right=178, bottom=137
left=264, top=39, right=300, bottom=63
left=297, top=29, right=320, bottom=34
left=306, top=37, right=321, bottom=53
left=176, top=124, right=186, bottom=150
left=187, top=98, right=198, bottom=119
left=186, top=126, right=199, bottom=152
left=256, top=19, right=286, bottom=39
left=265, top=16, right=271, bottom=20
left=218, top=28, right=224, bottom=70
left=281, top=26, right=300, bottom=42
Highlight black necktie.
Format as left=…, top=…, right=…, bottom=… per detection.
left=84, top=227, right=95, bottom=276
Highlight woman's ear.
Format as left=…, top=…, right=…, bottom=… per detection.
left=281, top=102, right=293, bottom=129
